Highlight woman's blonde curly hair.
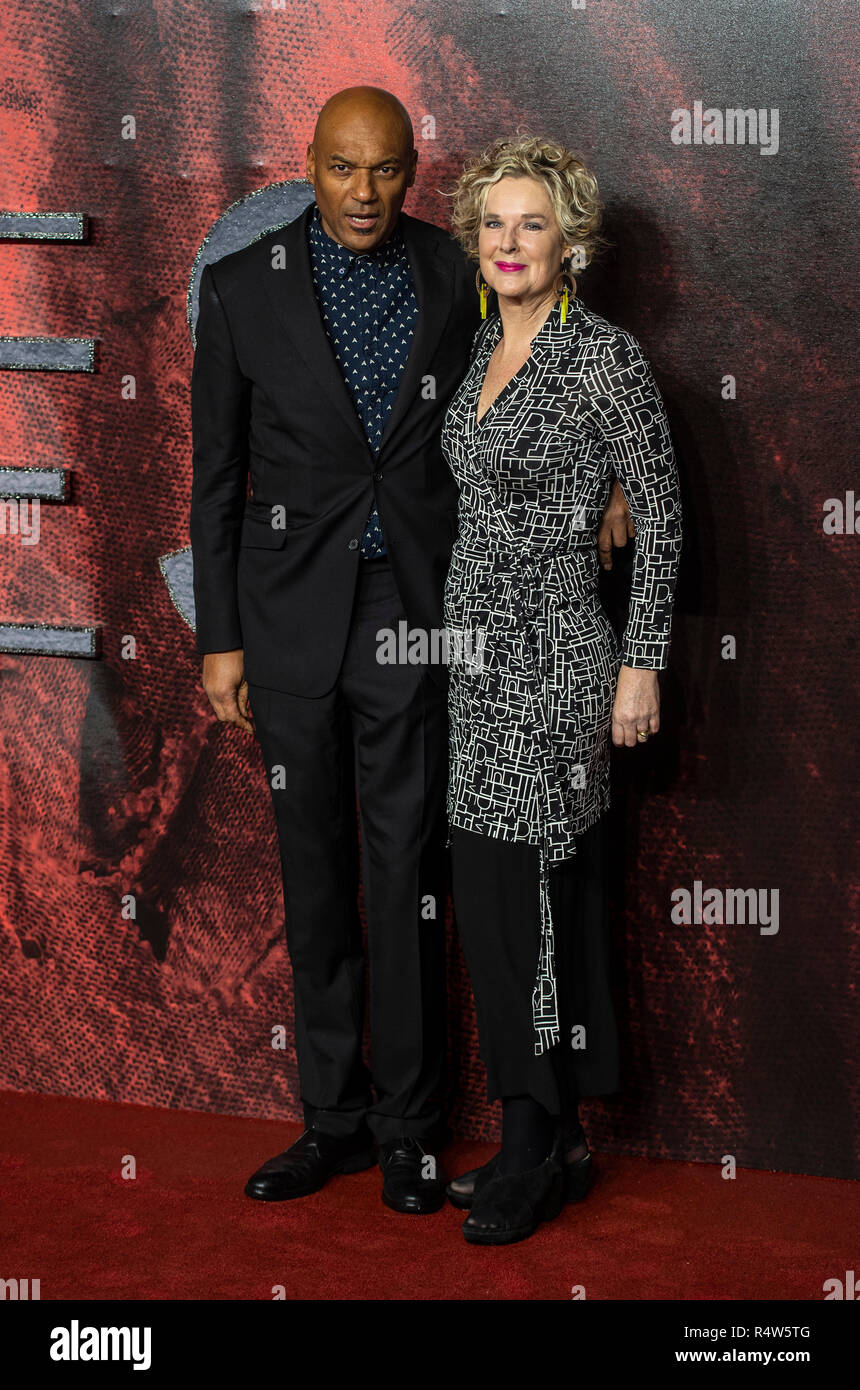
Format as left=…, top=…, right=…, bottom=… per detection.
left=445, top=132, right=609, bottom=269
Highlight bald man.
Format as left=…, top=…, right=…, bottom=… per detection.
left=191, top=87, right=630, bottom=1216
left=191, top=87, right=475, bottom=1213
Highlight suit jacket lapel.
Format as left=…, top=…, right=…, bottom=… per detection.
left=263, top=203, right=454, bottom=460
left=377, top=212, right=454, bottom=456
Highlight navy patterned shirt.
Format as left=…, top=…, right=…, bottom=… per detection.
left=307, top=202, right=418, bottom=557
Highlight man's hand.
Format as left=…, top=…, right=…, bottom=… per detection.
left=597, top=478, right=634, bottom=571
left=611, top=664, right=659, bottom=748
left=202, top=649, right=253, bottom=735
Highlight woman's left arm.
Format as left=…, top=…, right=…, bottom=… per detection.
left=585, top=330, right=683, bottom=747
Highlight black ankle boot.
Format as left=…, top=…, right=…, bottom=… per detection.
left=447, top=1112, right=595, bottom=1210
left=461, top=1131, right=564, bottom=1245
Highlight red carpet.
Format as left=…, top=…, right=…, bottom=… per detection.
left=1, top=1089, right=855, bottom=1301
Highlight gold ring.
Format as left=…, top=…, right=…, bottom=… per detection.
left=636, top=729, right=649, bottom=742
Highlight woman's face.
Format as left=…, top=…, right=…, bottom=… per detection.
left=478, top=175, right=569, bottom=307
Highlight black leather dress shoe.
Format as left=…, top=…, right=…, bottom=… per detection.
left=244, top=1127, right=376, bottom=1201
left=378, top=1135, right=447, bottom=1214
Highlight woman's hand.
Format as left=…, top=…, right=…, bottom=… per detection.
left=611, top=664, right=660, bottom=747
left=597, top=477, right=635, bottom=571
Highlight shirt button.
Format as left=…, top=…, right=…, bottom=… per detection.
left=348, top=538, right=359, bottom=551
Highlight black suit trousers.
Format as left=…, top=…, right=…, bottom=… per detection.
left=247, top=557, right=448, bottom=1144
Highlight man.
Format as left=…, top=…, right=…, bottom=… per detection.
left=190, top=86, right=631, bottom=1215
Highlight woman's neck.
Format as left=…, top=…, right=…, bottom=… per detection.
left=496, top=290, right=556, bottom=353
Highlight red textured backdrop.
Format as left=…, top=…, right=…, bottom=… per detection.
left=0, top=0, right=857, bottom=1178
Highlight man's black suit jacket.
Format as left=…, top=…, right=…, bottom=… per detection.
left=190, top=201, right=483, bottom=696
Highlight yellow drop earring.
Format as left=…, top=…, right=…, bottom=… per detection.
left=475, top=268, right=489, bottom=319
left=554, top=257, right=577, bottom=324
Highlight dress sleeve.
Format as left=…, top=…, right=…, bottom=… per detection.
left=584, top=329, right=682, bottom=669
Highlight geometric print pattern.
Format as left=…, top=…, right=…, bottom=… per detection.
left=307, top=202, right=418, bottom=557
left=441, top=296, right=683, bottom=1053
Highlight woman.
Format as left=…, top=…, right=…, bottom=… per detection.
left=441, top=135, right=683, bottom=1245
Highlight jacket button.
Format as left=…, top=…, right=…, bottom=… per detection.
left=373, top=471, right=383, bottom=481
left=348, top=538, right=359, bottom=551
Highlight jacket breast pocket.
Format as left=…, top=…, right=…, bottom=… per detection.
left=239, top=509, right=289, bottom=549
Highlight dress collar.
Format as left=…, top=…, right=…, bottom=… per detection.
left=479, top=296, right=584, bottom=357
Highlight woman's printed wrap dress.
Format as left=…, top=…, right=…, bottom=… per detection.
left=441, top=296, right=683, bottom=1056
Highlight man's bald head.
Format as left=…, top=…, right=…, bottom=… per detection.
left=306, top=86, right=417, bottom=253
left=312, top=86, right=414, bottom=149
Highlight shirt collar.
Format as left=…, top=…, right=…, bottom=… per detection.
left=308, top=202, right=406, bottom=272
